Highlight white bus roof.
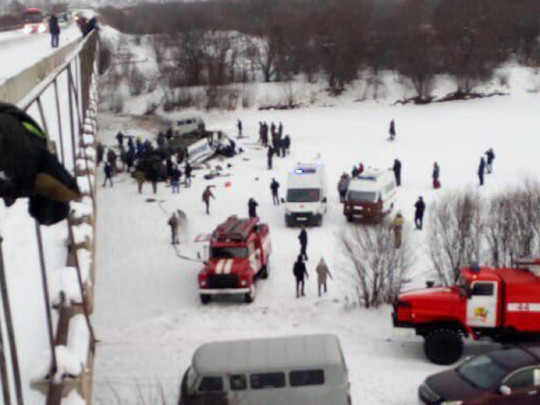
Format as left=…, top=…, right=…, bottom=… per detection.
left=192, top=334, right=343, bottom=375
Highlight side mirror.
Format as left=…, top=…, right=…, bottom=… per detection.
left=499, top=385, right=511, bottom=396
left=322, top=197, right=328, bottom=203
left=281, top=198, right=285, bottom=204
left=426, top=281, right=434, bottom=288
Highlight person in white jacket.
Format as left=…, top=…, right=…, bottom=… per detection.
left=316, top=258, right=333, bottom=297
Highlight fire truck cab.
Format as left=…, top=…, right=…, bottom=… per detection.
left=198, top=216, right=271, bottom=304
left=393, top=259, right=540, bottom=365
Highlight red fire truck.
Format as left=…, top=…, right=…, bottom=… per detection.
left=393, top=258, right=540, bottom=365
left=198, top=216, right=271, bottom=304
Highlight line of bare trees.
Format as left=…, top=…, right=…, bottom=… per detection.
left=100, top=0, right=540, bottom=101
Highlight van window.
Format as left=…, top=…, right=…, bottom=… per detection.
left=250, top=372, right=286, bottom=389
left=290, top=370, right=325, bottom=387
left=230, top=374, right=247, bottom=391
left=348, top=190, right=378, bottom=203
left=287, top=189, right=320, bottom=203
left=198, top=376, right=223, bottom=392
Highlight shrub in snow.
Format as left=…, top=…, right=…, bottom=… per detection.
left=428, top=192, right=484, bottom=286
left=341, top=225, right=413, bottom=308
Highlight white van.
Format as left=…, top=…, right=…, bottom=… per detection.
left=285, top=162, right=327, bottom=226
left=179, top=334, right=351, bottom=405
left=344, top=169, right=397, bottom=223
left=160, top=116, right=205, bottom=137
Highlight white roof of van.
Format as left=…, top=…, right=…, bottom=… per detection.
left=349, top=169, right=392, bottom=192
left=192, top=334, right=343, bottom=374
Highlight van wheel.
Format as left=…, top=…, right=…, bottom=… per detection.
left=346, top=214, right=353, bottom=223
left=245, top=283, right=256, bottom=304
left=200, top=294, right=211, bottom=304
left=424, top=329, right=463, bottom=365
left=285, top=215, right=293, bottom=227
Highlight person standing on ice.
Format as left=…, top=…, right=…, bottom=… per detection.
left=283, top=134, right=291, bottom=156
left=432, top=162, right=440, bottom=189
left=248, top=198, right=259, bottom=219
left=184, top=161, right=192, bottom=187
left=337, top=173, right=350, bottom=203
left=202, top=186, right=215, bottom=215
left=237, top=119, right=243, bottom=138
left=267, top=145, right=274, bottom=170
left=389, top=119, right=396, bottom=141
left=135, top=169, right=145, bottom=194
left=270, top=178, right=280, bottom=205
left=316, top=258, right=332, bottom=297
left=293, top=255, right=309, bottom=298
left=49, top=14, right=60, bottom=48
left=485, top=148, right=495, bottom=174
left=116, top=131, right=124, bottom=148
left=298, top=226, right=308, bottom=261
left=414, top=196, right=425, bottom=230
left=392, top=159, right=402, bottom=186
left=170, top=165, right=181, bottom=194
left=391, top=212, right=405, bottom=248
left=478, top=157, right=486, bottom=186
left=103, top=162, right=113, bottom=188
left=168, top=213, right=180, bottom=245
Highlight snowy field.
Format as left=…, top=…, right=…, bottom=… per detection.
left=92, top=83, right=540, bottom=404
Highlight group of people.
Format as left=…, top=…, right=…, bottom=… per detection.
left=259, top=122, right=291, bottom=169
left=478, top=148, right=496, bottom=186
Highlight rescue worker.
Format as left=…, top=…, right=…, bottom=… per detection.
left=293, top=255, right=309, bottom=298
left=168, top=213, right=180, bottom=245
left=270, top=178, right=280, bottom=205
left=298, top=225, right=308, bottom=261
left=485, top=148, right=495, bottom=174
left=135, top=169, right=145, bottom=194
left=202, top=186, right=215, bottom=215
left=147, top=163, right=159, bottom=194
left=267, top=146, right=274, bottom=170
left=392, top=159, right=402, bottom=186
left=478, top=157, right=486, bottom=186
left=96, top=142, right=104, bottom=166
left=351, top=165, right=359, bottom=178
left=248, top=198, right=259, bottom=219
left=389, top=119, right=396, bottom=141
left=184, top=161, right=192, bottom=187
left=391, top=212, right=405, bottom=248
left=49, top=14, right=60, bottom=48
left=337, top=173, right=350, bottom=203
left=316, top=258, right=332, bottom=297
left=103, top=162, right=113, bottom=188
left=432, top=162, right=440, bottom=189
left=170, top=165, right=181, bottom=194
left=414, top=196, right=425, bottom=230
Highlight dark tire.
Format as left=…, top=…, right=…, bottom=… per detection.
left=244, top=283, right=256, bottom=304
left=200, top=294, right=211, bottom=304
left=260, top=263, right=269, bottom=279
left=285, top=215, right=293, bottom=227
left=424, top=329, right=463, bottom=365
left=346, top=214, right=353, bottom=223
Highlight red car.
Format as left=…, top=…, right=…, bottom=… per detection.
left=419, top=345, right=540, bottom=405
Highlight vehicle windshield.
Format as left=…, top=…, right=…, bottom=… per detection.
left=348, top=190, right=379, bottom=203
left=211, top=246, right=248, bottom=258
left=23, top=12, right=43, bottom=24
left=456, top=274, right=471, bottom=296
left=287, top=188, right=320, bottom=203
left=457, top=354, right=508, bottom=390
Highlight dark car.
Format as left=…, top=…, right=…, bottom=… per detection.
left=419, top=346, right=540, bottom=405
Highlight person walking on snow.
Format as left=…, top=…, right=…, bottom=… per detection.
left=432, top=162, right=440, bottom=189
left=478, top=157, right=486, bottom=186
left=338, top=173, right=350, bottom=203
left=202, top=186, right=215, bottom=215
left=116, top=131, right=124, bottom=148
left=392, top=159, right=402, bottom=186
left=414, top=196, right=425, bottom=230
left=293, top=255, right=309, bottom=298
left=49, top=14, right=60, bottom=48
left=283, top=135, right=291, bottom=156
left=316, top=258, right=333, bottom=297
left=184, top=161, right=192, bottom=187
left=248, top=198, right=259, bottom=219
left=267, top=146, right=274, bottom=170
left=270, top=179, right=280, bottom=205
left=389, top=119, right=396, bottom=141
left=485, top=148, right=495, bottom=174
left=391, top=211, right=405, bottom=248
left=135, top=170, right=145, bottom=194
left=237, top=119, right=243, bottom=138
left=103, top=162, right=113, bottom=187
left=168, top=213, right=180, bottom=245
left=170, top=165, right=181, bottom=194
left=298, top=226, right=308, bottom=261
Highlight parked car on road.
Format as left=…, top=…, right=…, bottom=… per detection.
left=419, top=345, right=540, bottom=405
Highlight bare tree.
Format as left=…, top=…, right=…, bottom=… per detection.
left=428, top=192, right=484, bottom=285
left=341, top=225, right=413, bottom=308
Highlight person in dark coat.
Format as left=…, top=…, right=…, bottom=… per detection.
left=293, top=255, right=309, bottom=298
left=478, top=157, right=486, bottom=186
left=485, top=148, right=495, bottom=174
left=170, top=165, right=181, bottom=194
left=237, top=119, right=243, bottom=137
left=392, top=159, right=402, bottom=186
left=116, top=131, right=124, bottom=148
left=283, top=135, right=291, bottom=155
left=298, top=226, right=308, bottom=261
left=248, top=198, right=259, bottom=218
left=49, top=15, right=60, bottom=48
left=165, top=158, right=174, bottom=178
left=270, top=122, right=276, bottom=138
left=147, top=164, right=159, bottom=194
left=202, top=186, right=215, bottom=215
left=103, top=162, right=113, bottom=187
left=337, top=173, right=350, bottom=203
left=389, top=119, right=396, bottom=141
left=270, top=178, right=280, bottom=205
left=414, top=196, right=426, bottom=230
left=278, top=122, right=283, bottom=138
left=106, top=148, right=117, bottom=176
left=267, top=146, right=274, bottom=170
left=128, top=137, right=135, bottom=152
left=184, top=161, right=192, bottom=187
left=262, top=123, right=268, bottom=147
left=168, top=213, right=180, bottom=245
left=97, top=143, right=104, bottom=166
left=432, top=162, right=440, bottom=189
left=351, top=166, right=359, bottom=178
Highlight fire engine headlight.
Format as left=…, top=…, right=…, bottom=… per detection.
left=200, top=280, right=207, bottom=287
left=38, top=24, right=46, bottom=33
left=240, top=280, right=247, bottom=286
left=23, top=25, right=32, bottom=34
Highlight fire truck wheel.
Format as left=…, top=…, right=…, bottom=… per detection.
left=424, top=329, right=463, bottom=365
left=200, top=294, right=211, bottom=304
left=245, top=283, right=256, bottom=304
left=261, top=264, right=269, bottom=279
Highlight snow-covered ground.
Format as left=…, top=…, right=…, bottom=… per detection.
left=92, top=77, right=540, bottom=404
